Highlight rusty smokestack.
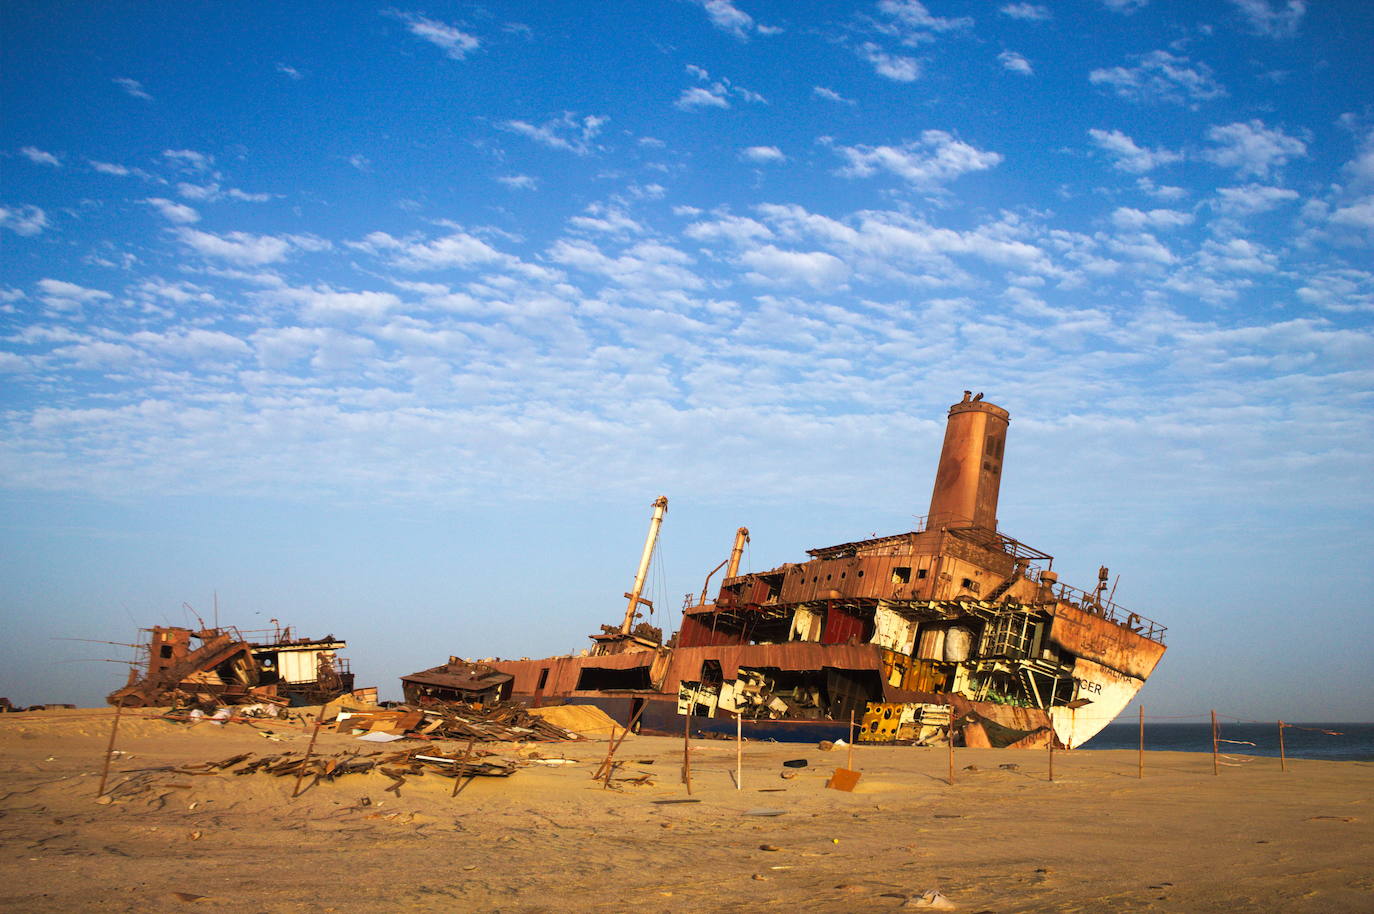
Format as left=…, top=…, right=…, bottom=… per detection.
left=926, top=392, right=1010, bottom=532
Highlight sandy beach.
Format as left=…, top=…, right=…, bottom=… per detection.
left=1, top=708, right=1370, bottom=914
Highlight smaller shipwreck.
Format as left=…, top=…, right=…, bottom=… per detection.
left=109, top=622, right=360, bottom=708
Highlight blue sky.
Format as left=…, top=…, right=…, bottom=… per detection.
left=2, top=1, right=1371, bottom=720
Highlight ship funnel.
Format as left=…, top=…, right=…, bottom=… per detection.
left=926, top=393, right=1010, bottom=532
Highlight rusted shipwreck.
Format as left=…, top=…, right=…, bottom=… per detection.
left=421, top=394, right=1167, bottom=748
left=109, top=623, right=358, bottom=708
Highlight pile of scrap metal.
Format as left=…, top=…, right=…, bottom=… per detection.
left=332, top=702, right=584, bottom=743
left=108, top=623, right=361, bottom=708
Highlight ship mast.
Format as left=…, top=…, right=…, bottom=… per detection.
left=621, top=496, right=668, bottom=635
left=726, top=526, right=749, bottom=578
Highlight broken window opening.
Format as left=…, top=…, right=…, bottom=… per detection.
left=536, top=668, right=549, bottom=690
left=574, top=666, right=652, bottom=691
left=892, top=567, right=911, bottom=584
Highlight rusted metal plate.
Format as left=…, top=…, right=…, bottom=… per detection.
left=1049, top=604, right=1166, bottom=680
left=664, top=642, right=886, bottom=688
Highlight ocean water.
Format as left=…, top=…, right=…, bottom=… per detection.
left=1083, top=721, right=1374, bottom=762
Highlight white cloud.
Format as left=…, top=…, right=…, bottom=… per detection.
left=37, top=279, right=112, bottom=311
left=1229, top=0, right=1306, bottom=38
left=497, top=174, right=539, bottom=190
left=998, top=51, right=1033, bottom=75
left=569, top=204, right=645, bottom=235
left=1137, top=178, right=1188, bottom=201
left=1097, top=0, right=1148, bottom=12
left=547, top=238, right=704, bottom=293
left=1000, top=4, right=1050, bottom=21
left=499, top=112, right=608, bottom=155
left=830, top=131, right=1002, bottom=190
left=1089, top=128, right=1182, bottom=173
left=114, top=77, right=152, bottom=100
left=347, top=155, right=371, bottom=172
left=813, top=86, right=855, bottom=105
left=0, top=204, right=48, bottom=236
left=276, top=63, right=303, bottom=80
left=1198, top=237, right=1278, bottom=273
left=741, top=146, right=786, bottom=164
left=351, top=230, right=509, bottom=270
left=739, top=246, right=850, bottom=289
left=175, top=228, right=293, bottom=265
left=1089, top=50, right=1225, bottom=106
left=1296, top=269, right=1374, bottom=313
left=136, top=279, right=214, bottom=305
left=1111, top=207, right=1194, bottom=231
left=676, top=86, right=731, bottom=110
left=390, top=11, right=481, bottom=59
left=694, top=0, right=779, bottom=39
left=265, top=285, right=403, bottom=318
left=857, top=43, right=921, bottom=82
left=128, top=328, right=252, bottom=362
left=1214, top=184, right=1300, bottom=216
left=876, top=1, right=973, bottom=37
left=1203, top=120, right=1306, bottom=177
left=20, top=147, right=60, bottom=167
left=145, top=197, right=201, bottom=224
left=684, top=213, right=774, bottom=245
left=1329, top=196, right=1374, bottom=231
left=89, top=160, right=131, bottom=176
left=163, top=149, right=214, bottom=173
left=675, top=67, right=767, bottom=110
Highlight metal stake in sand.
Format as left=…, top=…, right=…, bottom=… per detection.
left=452, top=738, right=476, bottom=798
left=291, top=717, right=324, bottom=799
left=594, top=701, right=647, bottom=784
left=1278, top=720, right=1287, bottom=773
left=681, top=711, right=693, bottom=795
left=947, top=723, right=955, bottom=786
left=735, top=713, right=743, bottom=791
left=847, top=710, right=855, bottom=771
left=1210, top=709, right=1219, bottom=776
left=97, top=697, right=128, bottom=797
left=1138, top=706, right=1144, bottom=779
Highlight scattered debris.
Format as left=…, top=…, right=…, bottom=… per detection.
left=331, top=702, right=583, bottom=743
left=826, top=768, right=861, bottom=792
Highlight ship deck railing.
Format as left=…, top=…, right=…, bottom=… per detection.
left=1048, top=580, right=1167, bottom=643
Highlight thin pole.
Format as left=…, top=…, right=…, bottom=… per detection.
left=1211, top=709, right=1219, bottom=776
left=947, top=724, right=955, bottom=786
left=452, top=738, right=476, bottom=797
left=1138, top=706, right=1144, bottom=779
left=97, top=699, right=128, bottom=797
left=847, top=710, right=855, bottom=770
left=1278, top=721, right=1286, bottom=773
left=292, top=717, right=323, bottom=798
left=735, top=713, right=743, bottom=790
left=682, top=710, right=693, bottom=795
left=1048, top=733, right=1054, bottom=782
left=594, top=700, right=648, bottom=782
